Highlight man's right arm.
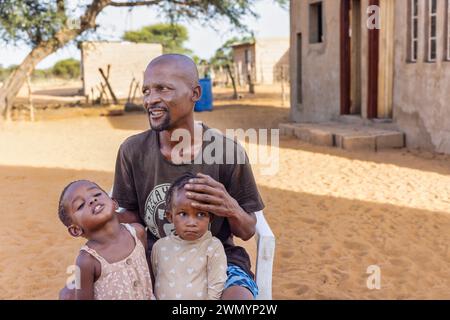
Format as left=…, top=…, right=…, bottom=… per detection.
left=113, top=142, right=142, bottom=225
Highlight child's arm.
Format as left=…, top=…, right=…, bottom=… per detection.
left=74, top=251, right=97, bottom=300
left=131, top=223, right=148, bottom=251
left=150, top=240, right=159, bottom=278
left=207, top=238, right=228, bottom=300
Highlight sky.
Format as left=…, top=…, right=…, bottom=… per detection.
left=0, top=0, right=289, bottom=69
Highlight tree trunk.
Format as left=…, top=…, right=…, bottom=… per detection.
left=0, top=44, right=55, bottom=119
left=26, top=75, right=35, bottom=121
left=0, top=0, right=111, bottom=120
left=225, top=65, right=238, bottom=100
left=246, top=64, right=255, bottom=94
left=247, top=74, right=255, bottom=94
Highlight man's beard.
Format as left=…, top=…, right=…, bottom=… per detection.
left=149, top=112, right=171, bottom=132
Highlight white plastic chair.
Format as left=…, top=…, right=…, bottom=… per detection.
left=254, top=210, right=276, bottom=300
left=110, top=189, right=275, bottom=299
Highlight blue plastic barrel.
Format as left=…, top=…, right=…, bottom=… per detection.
left=195, top=78, right=213, bottom=112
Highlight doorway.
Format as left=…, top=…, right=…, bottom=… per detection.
left=376, top=0, right=394, bottom=119
left=367, top=0, right=379, bottom=119
left=340, top=0, right=362, bottom=115
left=342, top=0, right=393, bottom=119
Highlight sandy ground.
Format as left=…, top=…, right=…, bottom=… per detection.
left=1, top=87, right=450, bottom=299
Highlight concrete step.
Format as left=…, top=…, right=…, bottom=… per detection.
left=279, top=122, right=405, bottom=151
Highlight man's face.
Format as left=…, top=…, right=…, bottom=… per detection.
left=167, top=188, right=210, bottom=241
left=142, top=62, right=198, bottom=132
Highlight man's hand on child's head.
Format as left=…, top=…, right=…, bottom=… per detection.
left=184, top=173, right=243, bottom=219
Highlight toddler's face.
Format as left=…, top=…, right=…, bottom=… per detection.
left=64, top=181, right=115, bottom=234
left=168, top=188, right=210, bottom=241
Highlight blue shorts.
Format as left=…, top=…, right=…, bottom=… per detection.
left=224, top=265, right=259, bottom=298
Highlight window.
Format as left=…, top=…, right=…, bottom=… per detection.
left=408, top=0, right=419, bottom=62
left=426, top=0, right=437, bottom=62
left=446, top=0, right=450, bottom=60
left=297, top=33, right=302, bottom=104
left=244, top=48, right=252, bottom=64
left=309, top=2, right=323, bottom=43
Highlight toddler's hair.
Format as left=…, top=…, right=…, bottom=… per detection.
left=165, top=172, right=198, bottom=213
left=58, top=180, right=107, bottom=227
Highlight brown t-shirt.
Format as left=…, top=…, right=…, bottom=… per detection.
left=112, top=123, right=264, bottom=277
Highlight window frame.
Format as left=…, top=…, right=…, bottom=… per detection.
left=309, top=1, right=324, bottom=44
left=426, top=0, right=438, bottom=62
left=446, top=0, right=450, bottom=61
left=408, top=0, right=419, bottom=62
left=296, top=33, right=302, bottom=104
left=244, top=48, right=251, bottom=65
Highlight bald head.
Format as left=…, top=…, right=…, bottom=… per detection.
left=145, top=54, right=199, bottom=87
left=142, top=54, right=202, bottom=132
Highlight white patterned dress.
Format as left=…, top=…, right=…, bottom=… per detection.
left=151, top=231, right=227, bottom=300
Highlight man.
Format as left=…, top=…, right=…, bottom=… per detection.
left=113, top=54, right=264, bottom=300
left=60, top=54, right=264, bottom=300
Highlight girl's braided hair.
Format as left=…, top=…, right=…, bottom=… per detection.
left=165, top=172, right=198, bottom=213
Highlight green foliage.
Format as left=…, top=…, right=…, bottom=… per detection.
left=123, top=23, right=191, bottom=54
left=210, top=35, right=254, bottom=69
left=0, top=65, right=18, bottom=81
left=0, top=0, right=65, bottom=46
left=0, top=59, right=80, bottom=81
left=31, top=68, right=52, bottom=80
left=0, top=0, right=287, bottom=48
left=51, top=58, right=80, bottom=78
left=191, top=55, right=202, bottom=65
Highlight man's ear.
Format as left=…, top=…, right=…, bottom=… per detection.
left=68, top=225, right=83, bottom=237
left=192, top=84, right=202, bottom=103
left=165, top=211, right=173, bottom=223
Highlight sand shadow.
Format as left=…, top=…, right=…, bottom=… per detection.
left=257, top=184, right=450, bottom=299
left=32, top=87, right=83, bottom=97
left=105, top=110, right=450, bottom=177
left=2, top=164, right=450, bottom=299
left=0, top=165, right=114, bottom=299
left=277, top=136, right=450, bottom=177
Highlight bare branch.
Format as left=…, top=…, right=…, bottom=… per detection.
left=56, top=0, right=65, bottom=14
left=109, top=0, right=161, bottom=7
left=78, top=0, right=111, bottom=31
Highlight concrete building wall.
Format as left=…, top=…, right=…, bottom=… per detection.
left=392, top=0, right=450, bottom=153
left=290, top=0, right=342, bottom=123
left=289, top=0, right=450, bottom=153
left=81, top=42, right=162, bottom=100
left=232, top=38, right=289, bottom=86
left=254, top=38, right=290, bottom=84
left=232, top=44, right=256, bottom=87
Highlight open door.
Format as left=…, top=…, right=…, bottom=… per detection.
left=340, top=0, right=351, bottom=115
left=367, top=0, right=380, bottom=119
left=377, top=0, right=394, bottom=119
left=343, top=0, right=393, bottom=119
left=368, top=0, right=394, bottom=119
left=341, top=0, right=362, bottom=115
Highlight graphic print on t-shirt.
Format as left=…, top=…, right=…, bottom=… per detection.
left=144, top=183, right=173, bottom=239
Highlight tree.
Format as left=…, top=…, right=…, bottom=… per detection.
left=210, top=36, right=254, bottom=99
left=0, top=65, right=18, bottom=82
left=52, top=58, right=80, bottom=78
left=123, top=23, right=191, bottom=54
left=0, top=0, right=286, bottom=120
